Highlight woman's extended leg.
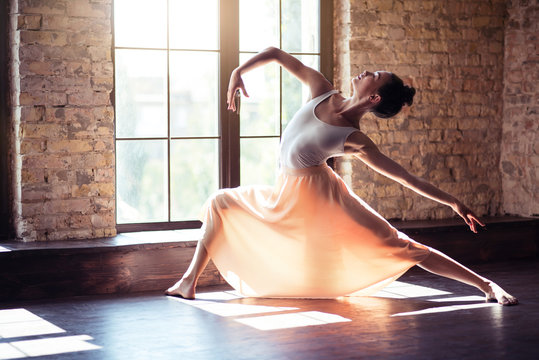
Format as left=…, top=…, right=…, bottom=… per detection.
left=418, top=248, right=518, bottom=305
left=165, top=240, right=210, bottom=299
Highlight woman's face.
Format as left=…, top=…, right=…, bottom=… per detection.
left=351, top=70, right=392, bottom=100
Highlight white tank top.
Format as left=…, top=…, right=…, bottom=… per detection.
left=280, top=90, right=358, bottom=169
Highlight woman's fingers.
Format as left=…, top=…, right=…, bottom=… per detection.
left=468, top=215, right=477, bottom=233
left=460, top=213, right=475, bottom=233
left=227, top=88, right=249, bottom=113
left=465, top=212, right=486, bottom=233
left=455, top=202, right=485, bottom=233
left=470, top=214, right=486, bottom=227
left=227, top=88, right=239, bottom=111
left=226, top=78, right=248, bottom=112
left=239, top=84, right=249, bottom=98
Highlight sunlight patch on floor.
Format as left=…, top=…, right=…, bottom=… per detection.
left=236, top=311, right=351, bottom=331
left=390, top=302, right=497, bottom=317
left=5, top=335, right=100, bottom=359
left=168, top=291, right=351, bottom=330
left=371, top=282, right=497, bottom=317
left=0, top=309, right=101, bottom=359
left=170, top=279, right=500, bottom=328
left=169, top=292, right=299, bottom=317
left=0, top=309, right=65, bottom=339
left=429, top=295, right=486, bottom=302
left=372, top=281, right=452, bottom=299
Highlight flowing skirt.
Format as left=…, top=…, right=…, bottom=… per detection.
left=200, top=164, right=431, bottom=298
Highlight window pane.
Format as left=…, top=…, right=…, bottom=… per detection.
left=282, top=55, right=319, bottom=131
left=116, top=140, right=168, bottom=224
left=240, top=137, right=280, bottom=186
left=171, top=139, right=219, bottom=221
left=239, top=0, right=279, bottom=52
left=115, top=49, right=167, bottom=138
left=282, top=0, right=320, bottom=53
left=170, top=51, right=219, bottom=137
left=114, top=0, right=167, bottom=48
left=239, top=53, right=280, bottom=137
left=169, top=0, right=219, bottom=50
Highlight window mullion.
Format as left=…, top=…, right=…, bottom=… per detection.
left=320, top=0, right=333, bottom=83
left=166, top=0, right=171, bottom=223
left=219, top=0, right=240, bottom=188
left=279, top=0, right=283, bottom=137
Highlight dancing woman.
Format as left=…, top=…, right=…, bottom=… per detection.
left=166, top=47, right=517, bottom=305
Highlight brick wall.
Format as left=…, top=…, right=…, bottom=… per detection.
left=501, top=0, right=538, bottom=217
left=334, top=0, right=507, bottom=220
left=11, top=0, right=115, bottom=241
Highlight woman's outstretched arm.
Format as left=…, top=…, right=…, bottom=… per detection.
left=346, top=131, right=486, bottom=232
left=227, top=47, right=333, bottom=112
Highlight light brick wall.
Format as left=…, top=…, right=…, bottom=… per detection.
left=12, top=0, right=115, bottom=241
left=501, top=0, right=538, bottom=217
left=334, top=0, right=507, bottom=220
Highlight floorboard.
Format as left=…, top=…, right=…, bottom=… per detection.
left=1, top=259, right=538, bottom=359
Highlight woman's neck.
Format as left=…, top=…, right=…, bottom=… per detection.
left=335, top=96, right=369, bottom=127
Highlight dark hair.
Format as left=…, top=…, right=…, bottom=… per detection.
left=372, top=74, right=416, bottom=119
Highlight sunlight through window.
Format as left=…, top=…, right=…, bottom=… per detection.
left=8, top=335, right=100, bottom=358
left=0, top=343, right=25, bottom=360
left=372, top=281, right=452, bottom=299
left=429, top=295, right=486, bottom=302
left=168, top=292, right=299, bottom=317
left=168, top=280, right=499, bottom=330
left=0, top=309, right=64, bottom=339
left=390, top=303, right=497, bottom=317
left=0, top=309, right=100, bottom=359
left=168, top=291, right=351, bottom=330
left=236, top=311, right=351, bottom=331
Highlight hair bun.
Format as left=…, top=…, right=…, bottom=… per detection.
left=403, top=86, right=416, bottom=106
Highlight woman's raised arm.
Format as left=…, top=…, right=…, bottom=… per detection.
left=227, top=47, right=333, bottom=112
left=346, top=131, right=486, bottom=233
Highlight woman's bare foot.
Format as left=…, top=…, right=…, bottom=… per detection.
left=485, top=282, right=518, bottom=306
left=165, top=277, right=196, bottom=300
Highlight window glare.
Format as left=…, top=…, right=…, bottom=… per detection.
left=169, top=0, right=219, bottom=50
left=240, top=0, right=279, bottom=52
left=114, top=0, right=167, bottom=48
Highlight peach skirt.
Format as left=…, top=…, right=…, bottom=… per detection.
left=200, top=164, right=431, bottom=298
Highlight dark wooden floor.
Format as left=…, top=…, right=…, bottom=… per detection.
left=1, top=259, right=538, bottom=360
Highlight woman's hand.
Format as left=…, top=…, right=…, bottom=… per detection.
left=227, top=69, right=249, bottom=113
left=452, top=201, right=486, bottom=233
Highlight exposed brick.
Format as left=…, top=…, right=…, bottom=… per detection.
left=20, top=0, right=67, bottom=15
left=67, top=90, right=110, bottom=106
left=12, top=0, right=114, bottom=241
left=47, top=139, right=93, bottom=153
left=334, top=0, right=510, bottom=220
left=66, top=0, right=109, bottom=18
left=501, top=0, right=539, bottom=217
left=17, top=15, right=42, bottom=30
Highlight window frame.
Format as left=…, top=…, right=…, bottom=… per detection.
left=113, top=0, right=334, bottom=233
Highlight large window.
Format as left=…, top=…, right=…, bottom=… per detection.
left=113, top=0, right=332, bottom=231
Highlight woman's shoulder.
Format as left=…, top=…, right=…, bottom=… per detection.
left=310, top=86, right=337, bottom=100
